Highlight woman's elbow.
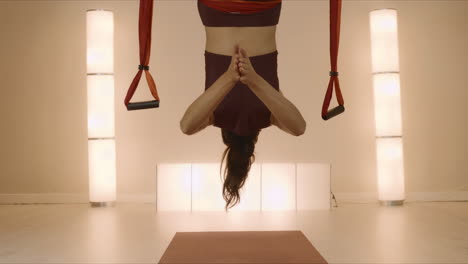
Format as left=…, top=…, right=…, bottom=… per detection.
left=180, top=120, right=192, bottom=135
left=295, top=122, right=306, bottom=136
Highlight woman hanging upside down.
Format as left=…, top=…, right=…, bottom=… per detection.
left=180, top=0, right=306, bottom=211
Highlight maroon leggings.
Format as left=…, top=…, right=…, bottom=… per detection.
left=204, top=50, right=280, bottom=136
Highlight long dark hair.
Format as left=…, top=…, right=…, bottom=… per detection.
left=220, top=128, right=260, bottom=212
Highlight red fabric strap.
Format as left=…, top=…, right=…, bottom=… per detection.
left=124, top=0, right=160, bottom=108
left=321, top=0, right=345, bottom=119
left=199, top=0, right=282, bottom=14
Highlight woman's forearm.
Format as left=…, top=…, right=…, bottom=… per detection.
left=180, top=73, right=236, bottom=134
left=249, top=75, right=306, bottom=135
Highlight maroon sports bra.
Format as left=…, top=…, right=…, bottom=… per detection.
left=198, top=0, right=282, bottom=27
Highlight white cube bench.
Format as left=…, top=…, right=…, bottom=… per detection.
left=156, top=163, right=331, bottom=211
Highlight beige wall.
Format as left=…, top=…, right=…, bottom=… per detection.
left=0, top=1, right=467, bottom=201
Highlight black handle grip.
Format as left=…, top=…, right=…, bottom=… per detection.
left=126, top=100, right=160, bottom=111
left=322, top=105, right=345, bottom=120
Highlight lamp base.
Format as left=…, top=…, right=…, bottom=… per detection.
left=379, top=200, right=404, bottom=206
left=90, top=201, right=116, bottom=207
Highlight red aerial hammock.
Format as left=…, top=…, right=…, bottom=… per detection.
left=124, top=0, right=160, bottom=111
left=126, top=0, right=344, bottom=118
left=322, top=0, right=345, bottom=120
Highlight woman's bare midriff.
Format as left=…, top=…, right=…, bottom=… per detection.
left=202, top=25, right=277, bottom=128
left=204, top=25, right=277, bottom=57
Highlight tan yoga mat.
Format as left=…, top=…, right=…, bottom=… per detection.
left=158, top=230, right=328, bottom=264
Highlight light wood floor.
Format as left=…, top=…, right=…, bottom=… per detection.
left=1, top=201, right=467, bottom=263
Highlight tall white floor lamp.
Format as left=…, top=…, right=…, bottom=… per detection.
left=369, top=8, right=406, bottom=206
left=86, top=9, right=116, bottom=207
